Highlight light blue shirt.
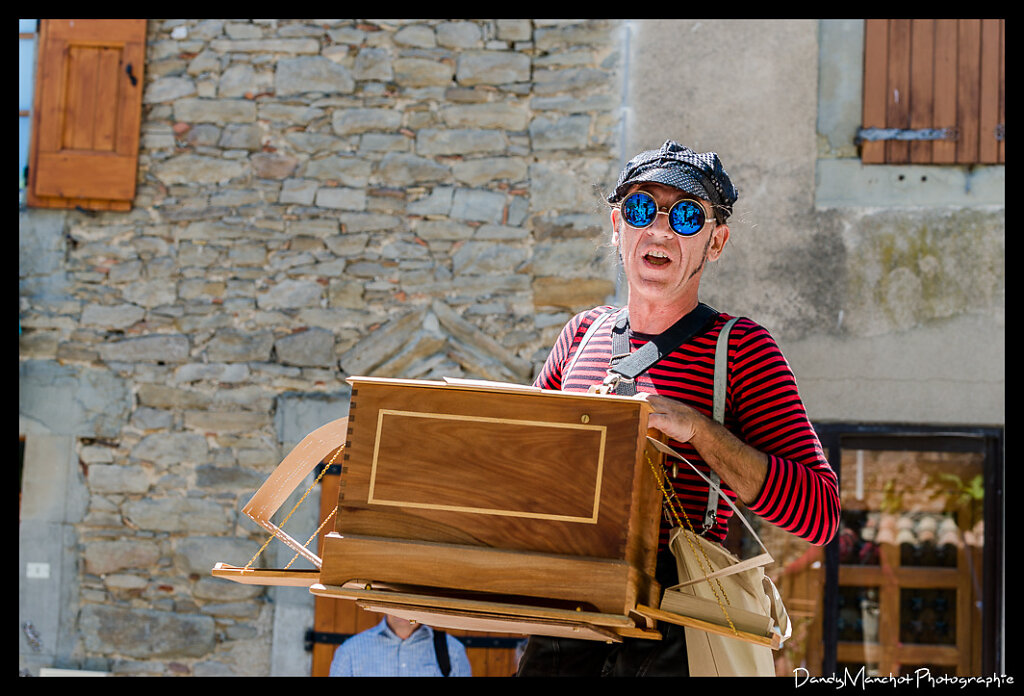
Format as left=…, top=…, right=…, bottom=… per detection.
left=328, top=618, right=472, bottom=677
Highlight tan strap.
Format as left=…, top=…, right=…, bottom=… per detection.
left=665, top=550, right=774, bottom=591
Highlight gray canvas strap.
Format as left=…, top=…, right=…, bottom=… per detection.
left=703, top=316, right=739, bottom=534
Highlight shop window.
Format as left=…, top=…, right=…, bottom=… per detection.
left=814, top=425, right=1003, bottom=678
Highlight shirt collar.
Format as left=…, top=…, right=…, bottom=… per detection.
left=374, top=617, right=434, bottom=643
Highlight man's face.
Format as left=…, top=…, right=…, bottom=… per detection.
left=611, top=182, right=729, bottom=308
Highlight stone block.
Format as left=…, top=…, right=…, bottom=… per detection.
left=394, top=57, right=454, bottom=87
left=130, top=431, right=209, bottom=466
left=441, top=102, right=530, bottom=130
left=331, top=108, right=403, bottom=136
left=251, top=152, right=299, bottom=180
left=152, top=154, right=245, bottom=185
left=353, top=47, right=393, bottom=81
left=80, top=303, right=146, bottom=329
left=275, top=56, right=355, bottom=95
left=303, top=156, right=372, bottom=185
left=256, top=279, right=324, bottom=310
left=450, top=188, right=507, bottom=223
left=86, top=464, right=151, bottom=495
left=456, top=50, right=530, bottom=85
left=416, top=129, right=506, bottom=156
left=438, top=21, right=483, bottom=48
left=176, top=536, right=265, bottom=576
left=376, top=152, right=451, bottom=186
left=98, top=334, right=191, bottom=364
left=274, top=391, right=350, bottom=447
left=451, top=156, right=528, bottom=186
left=532, top=275, right=615, bottom=310
left=80, top=605, right=215, bottom=658
left=279, top=179, right=319, bottom=205
left=183, top=411, right=270, bottom=434
left=529, top=114, right=591, bottom=150
left=83, top=538, right=161, bottom=575
left=496, top=20, right=532, bottom=41
left=452, top=241, right=529, bottom=275
left=273, top=327, right=336, bottom=368
left=173, top=98, right=257, bottom=124
left=122, top=497, right=228, bottom=534
left=314, top=187, right=367, bottom=211
left=144, top=76, right=197, bottom=103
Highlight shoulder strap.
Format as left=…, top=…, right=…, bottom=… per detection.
left=604, top=303, right=718, bottom=396
left=703, top=316, right=740, bottom=534
left=433, top=628, right=451, bottom=676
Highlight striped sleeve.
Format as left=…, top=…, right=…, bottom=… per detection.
left=727, top=321, right=840, bottom=546
left=533, top=306, right=612, bottom=390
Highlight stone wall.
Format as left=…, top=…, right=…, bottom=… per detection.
left=19, top=19, right=628, bottom=675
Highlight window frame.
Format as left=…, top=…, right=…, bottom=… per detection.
left=19, top=19, right=39, bottom=205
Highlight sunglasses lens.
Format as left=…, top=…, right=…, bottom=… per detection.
left=621, top=192, right=657, bottom=228
left=668, top=200, right=706, bottom=236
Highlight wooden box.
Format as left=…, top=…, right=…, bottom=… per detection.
left=317, top=377, right=664, bottom=634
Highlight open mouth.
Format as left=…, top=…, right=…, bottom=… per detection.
left=643, top=249, right=672, bottom=267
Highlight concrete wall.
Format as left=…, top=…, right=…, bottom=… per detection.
left=623, top=19, right=1004, bottom=425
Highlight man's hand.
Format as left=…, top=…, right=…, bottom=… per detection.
left=642, top=393, right=703, bottom=443
left=635, top=392, right=768, bottom=505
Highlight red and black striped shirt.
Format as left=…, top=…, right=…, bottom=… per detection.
left=534, top=306, right=840, bottom=549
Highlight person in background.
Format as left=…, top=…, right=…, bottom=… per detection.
left=329, top=614, right=472, bottom=677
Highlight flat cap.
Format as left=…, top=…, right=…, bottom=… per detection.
left=607, top=140, right=738, bottom=223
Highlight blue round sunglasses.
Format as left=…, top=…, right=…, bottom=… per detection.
left=615, top=190, right=715, bottom=237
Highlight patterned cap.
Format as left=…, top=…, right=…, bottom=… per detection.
left=607, top=140, right=739, bottom=223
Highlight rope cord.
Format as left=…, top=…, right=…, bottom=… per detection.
left=647, top=450, right=738, bottom=636
left=243, top=444, right=344, bottom=571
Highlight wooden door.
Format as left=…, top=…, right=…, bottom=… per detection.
left=310, top=466, right=525, bottom=677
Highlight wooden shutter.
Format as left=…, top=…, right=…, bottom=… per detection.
left=26, top=19, right=147, bottom=211
left=861, top=19, right=1004, bottom=165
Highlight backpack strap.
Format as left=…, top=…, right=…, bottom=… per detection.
left=433, top=628, right=451, bottom=676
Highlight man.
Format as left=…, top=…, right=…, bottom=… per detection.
left=515, top=140, right=840, bottom=676
left=329, top=614, right=472, bottom=677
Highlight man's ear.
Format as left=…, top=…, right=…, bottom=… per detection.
left=707, top=223, right=729, bottom=261
left=610, top=207, right=621, bottom=245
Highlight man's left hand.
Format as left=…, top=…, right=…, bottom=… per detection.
left=638, top=393, right=705, bottom=443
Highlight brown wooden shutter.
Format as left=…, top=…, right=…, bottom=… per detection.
left=26, top=19, right=147, bottom=211
left=861, top=19, right=1004, bottom=165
